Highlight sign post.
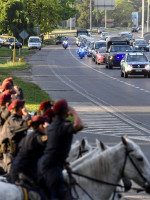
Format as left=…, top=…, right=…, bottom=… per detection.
left=19, top=30, right=29, bottom=46
left=94, top=0, right=115, bottom=28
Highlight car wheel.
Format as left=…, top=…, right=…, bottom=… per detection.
left=92, top=57, right=95, bottom=61
left=144, top=75, right=147, bottom=77
left=95, top=59, right=97, bottom=64
left=108, top=62, right=112, bottom=69
left=148, top=74, right=150, bottom=78
left=121, top=70, right=124, bottom=77
left=124, top=71, right=128, bottom=78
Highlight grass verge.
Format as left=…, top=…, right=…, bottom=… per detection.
left=0, top=46, right=35, bottom=57
left=0, top=61, right=51, bottom=112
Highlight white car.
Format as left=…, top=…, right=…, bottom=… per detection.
left=28, top=36, right=41, bottom=50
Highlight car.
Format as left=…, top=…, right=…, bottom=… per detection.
left=92, top=40, right=106, bottom=61
left=95, top=47, right=106, bottom=64
left=55, top=36, right=67, bottom=45
left=98, top=27, right=106, bottom=34
left=105, top=37, right=132, bottom=69
left=120, top=51, right=150, bottom=78
left=100, top=32, right=110, bottom=40
left=119, top=32, right=134, bottom=45
left=131, top=26, right=138, bottom=32
left=28, top=36, right=41, bottom=50
left=132, top=39, right=149, bottom=52
left=87, top=41, right=95, bottom=57
left=0, top=35, right=22, bottom=49
left=138, top=25, right=142, bottom=30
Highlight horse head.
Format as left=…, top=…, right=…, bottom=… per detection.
left=121, top=136, right=150, bottom=194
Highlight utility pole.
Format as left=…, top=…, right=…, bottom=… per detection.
left=90, top=0, right=92, bottom=31
left=147, top=0, right=149, bottom=32
left=105, top=9, right=107, bottom=29
left=142, top=0, right=144, bottom=38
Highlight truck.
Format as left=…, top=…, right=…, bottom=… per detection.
left=105, top=37, right=131, bottom=69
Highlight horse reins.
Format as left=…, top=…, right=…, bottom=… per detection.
left=68, top=145, right=146, bottom=199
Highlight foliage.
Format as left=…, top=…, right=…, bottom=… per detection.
left=76, top=0, right=94, bottom=29
left=0, top=0, right=34, bottom=38
left=0, top=0, right=78, bottom=37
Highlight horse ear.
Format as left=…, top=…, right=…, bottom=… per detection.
left=100, top=141, right=107, bottom=151
left=96, top=139, right=101, bottom=148
left=81, top=138, right=85, bottom=149
left=121, top=136, right=128, bottom=146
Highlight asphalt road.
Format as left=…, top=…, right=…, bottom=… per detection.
left=28, top=31, right=150, bottom=199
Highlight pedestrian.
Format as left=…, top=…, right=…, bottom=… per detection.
left=9, top=115, right=48, bottom=186
left=39, top=100, right=53, bottom=116
left=0, top=99, right=31, bottom=172
left=38, top=99, right=83, bottom=200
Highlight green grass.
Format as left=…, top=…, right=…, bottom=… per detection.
left=0, top=61, right=51, bottom=112
left=0, top=46, right=35, bottom=57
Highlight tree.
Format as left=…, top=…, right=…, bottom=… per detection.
left=0, top=0, right=34, bottom=38
left=76, top=0, right=94, bottom=29
left=108, top=0, right=134, bottom=27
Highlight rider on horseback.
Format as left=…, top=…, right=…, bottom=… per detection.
left=38, top=99, right=83, bottom=200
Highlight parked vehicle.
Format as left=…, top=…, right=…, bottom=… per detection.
left=132, top=39, right=149, bottom=52
left=120, top=51, right=150, bottom=78
left=28, top=36, right=41, bottom=50
left=0, top=35, right=22, bottom=49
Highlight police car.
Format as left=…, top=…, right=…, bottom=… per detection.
left=120, top=51, right=150, bottom=78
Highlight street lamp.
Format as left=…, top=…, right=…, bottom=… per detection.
left=90, top=0, right=92, bottom=31
left=147, top=0, right=149, bottom=32
left=142, top=0, right=144, bottom=38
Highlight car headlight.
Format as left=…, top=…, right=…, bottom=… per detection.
left=146, top=45, right=149, bottom=48
left=109, top=56, right=113, bottom=60
left=145, top=64, right=150, bottom=70
left=125, top=65, right=133, bottom=71
left=135, top=46, right=139, bottom=48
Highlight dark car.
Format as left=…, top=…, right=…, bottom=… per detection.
left=120, top=51, right=150, bottom=78
left=0, top=36, right=22, bottom=49
left=7, top=37, right=22, bottom=49
left=105, top=37, right=131, bottom=69
left=120, top=32, right=134, bottom=45
left=132, top=39, right=149, bottom=52
left=56, top=36, right=67, bottom=45
left=131, top=26, right=138, bottom=32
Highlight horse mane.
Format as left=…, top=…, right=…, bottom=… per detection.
left=71, top=146, right=117, bottom=179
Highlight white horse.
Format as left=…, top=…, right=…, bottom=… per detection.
left=68, top=138, right=125, bottom=200
left=63, top=136, right=150, bottom=200
left=0, top=136, right=150, bottom=200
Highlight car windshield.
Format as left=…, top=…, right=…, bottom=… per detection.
left=110, top=45, right=131, bottom=52
left=99, top=48, right=106, bottom=53
left=95, top=42, right=106, bottom=49
left=121, top=34, right=132, bottom=39
left=9, top=38, right=18, bottom=43
left=136, top=40, right=148, bottom=44
left=29, top=38, right=40, bottom=43
left=127, top=55, right=147, bottom=62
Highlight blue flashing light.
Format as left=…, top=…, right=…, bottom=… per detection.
left=116, top=54, right=125, bottom=60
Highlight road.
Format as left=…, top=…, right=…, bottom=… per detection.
left=28, top=31, right=150, bottom=199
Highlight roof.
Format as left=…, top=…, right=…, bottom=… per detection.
left=102, top=19, right=114, bottom=23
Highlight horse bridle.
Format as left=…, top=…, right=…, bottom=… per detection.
left=121, top=146, right=147, bottom=184
left=68, top=144, right=148, bottom=200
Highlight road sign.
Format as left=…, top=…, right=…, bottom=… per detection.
left=94, top=0, right=115, bottom=10
left=19, top=30, right=29, bottom=40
